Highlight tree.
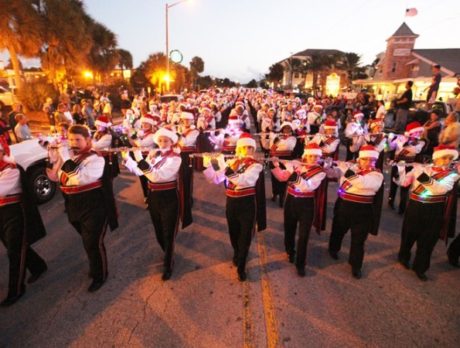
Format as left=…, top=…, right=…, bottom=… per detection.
left=305, top=53, right=335, bottom=92
left=265, top=63, right=284, bottom=84
left=85, top=19, right=119, bottom=83
left=38, top=0, right=93, bottom=91
left=0, top=0, right=44, bottom=92
left=189, top=56, right=205, bottom=90
left=246, top=79, right=258, bottom=88
left=117, top=49, right=133, bottom=70
left=338, top=52, right=362, bottom=86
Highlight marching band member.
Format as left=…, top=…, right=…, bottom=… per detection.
left=326, top=145, right=384, bottom=279
left=344, top=112, right=366, bottom=160
left=46, top=125, right=118, bottom=292
left=271, top=143, right=326, bottom=276
left=363, top=119, right=387, bottom=170
left=196, top=107, right=216, bottom=131
left=311, top=120, right=340, bottom=159
left=92, top=116, right=120, bottom=178
left=269, top=122, right=297, bottom=207
left=129, top=114, right=160, bottom=201
left=122, top=128, right=183, bottom=280
left=203, top=133, right=266, bottom=281
left=388, top=121, right=426, bottom=214
left=397, top=145, right=460, bottom=280
left=307, top=104, right=323, bottom=135
left=178, top=112, right=200, bottom=226
left=0, top=140, right=47, bottom=306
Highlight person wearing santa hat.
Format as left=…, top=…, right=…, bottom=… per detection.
left=203, top=133, right=265, bottom=281
left=269, top=122, right=298, bottom=207
left=344, top=112, right=366, bottom=161
left=93, top=116, right=113, bottom=150
left=46, top=125, right=118, bottom=292
left=271, top=142, right=327, bottom=276
left=307, top=104, right=323, bottom=135
left=0, top=140, right=48, bottom=306
left=397, top=145, right=460, bottom=280
left=122, top=127, right=183, bottom=281
left=129, top=114, right=160, bottom=200
left=388, top=121, right=426, bottom=214
left=311, top=120, right=340, bottom=159
left=357, top=119, right=388, bottom=170
left=326, top=145, right=384, bottom=279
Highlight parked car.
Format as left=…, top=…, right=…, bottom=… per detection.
left=10, top=139, right=57, bottom=204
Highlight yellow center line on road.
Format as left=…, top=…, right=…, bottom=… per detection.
left=255, top=231, right=280, bottom=348
left=242, top=282, right=255, bottom=348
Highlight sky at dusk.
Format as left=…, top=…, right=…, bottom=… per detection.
left=2, top=0, right=460, bottom=83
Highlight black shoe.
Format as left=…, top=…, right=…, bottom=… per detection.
left=162, top=268, right=172, bottom=281
left=237, top=267, right=247, bottom=282
left=88, top=279, right=105, bottom=292
left=448, top=255, right=459, bottom=268
left=415, top=271, right=428, bottom=281
left=296, top=267, right=306, bottom=277
left=398, top=257, right=410, bottom=270
left=271, top=194, right=277, bottom=202
left=388, top=198, right=395, bottom=210
left=328, top=250, right=339, bottom=260
left=27, top=265, right=48, bottom=284
left=352, top=269, right=362, bottom=279
left=288, top=252, right=296, bottom=264
left=0, top=289, right=25, bottom=307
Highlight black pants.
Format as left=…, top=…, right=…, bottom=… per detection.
left=226, top=195, right=256, bottom=268
left=448, top=234, right=460, bottom=262
left=345, top=147, right=358, bottom=161
left=66, top=189, right=108, bottom=282
left=148, top=188, right=179, bottom=270
left=139, top=175, right=149, bottom=199
left=329, top=198, right=373, bottom=270
left=389, top=166, right=409, bottom=212
left=0, top=203, right=47, bottom=297
left=284, top=195, right=314, bottom=269
left=399, top=201, right=444, bottom=274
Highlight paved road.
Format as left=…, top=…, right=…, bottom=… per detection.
left=1, top=163, right=459, bottom=347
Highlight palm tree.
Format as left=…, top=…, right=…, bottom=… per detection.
left=339, top=52, right=362, bottom=87
left=189, top=56, right=204, bottom=90
left=265, top=63, right=284, bottom=85
left=117, top=49, right=133, bottom=70
left=305, top=53, right=334, bottom=92
left=0, top=0, right=44, bottom=92
left=38, top=0, right=92, bottom=91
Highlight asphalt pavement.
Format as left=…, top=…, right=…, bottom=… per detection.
left=0, top=161, right=459, bottom=347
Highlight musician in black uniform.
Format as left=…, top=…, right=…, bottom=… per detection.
left=204, top=133, right=265, bottom=281
left=271, top=143, right=326, bottom=276
left=47, top=125, right=118, bottom=292
left=326, top=145, right=384, bottom=279
left=0, top=140, right=47, bottom=306
left=397, top=145, right=460, bottom=280
left=122, top=127, right=182, bottom=280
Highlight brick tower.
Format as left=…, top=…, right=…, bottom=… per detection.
left=381, top=23, right=419, bottom=80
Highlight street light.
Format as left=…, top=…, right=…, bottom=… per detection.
left=165, top=0, right=190, bottom=92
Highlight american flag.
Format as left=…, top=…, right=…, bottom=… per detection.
left=405, top=8, right=418, bottom=17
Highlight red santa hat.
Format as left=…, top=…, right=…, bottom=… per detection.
left=323, top=119, right=338, bottom=130
left=432, top=145, right=459, bottom=161
left=405, top=121, right=424, bottom=136
left=153, top=127, right=178, bottom=145
left=180, top=112, right=195, bottom=120
left=95, top=115, right=111, bottom=128
left=303, top=142, right=323, bottom=157
left=359, top=145, right=379, bottom=159
left=236, top=132, right=256, bottom=149
left=228, top=114, right=242, bottom=126
left=280, top=122, right=293, bottom=132
left=140, top=114, right=159, bottom=126
left=353, top=112, right=364, bottom=119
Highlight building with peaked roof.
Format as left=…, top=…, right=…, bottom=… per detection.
left=277, top=49, right=348, bottom=96
left=354, top=23, right=459, bottom=102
